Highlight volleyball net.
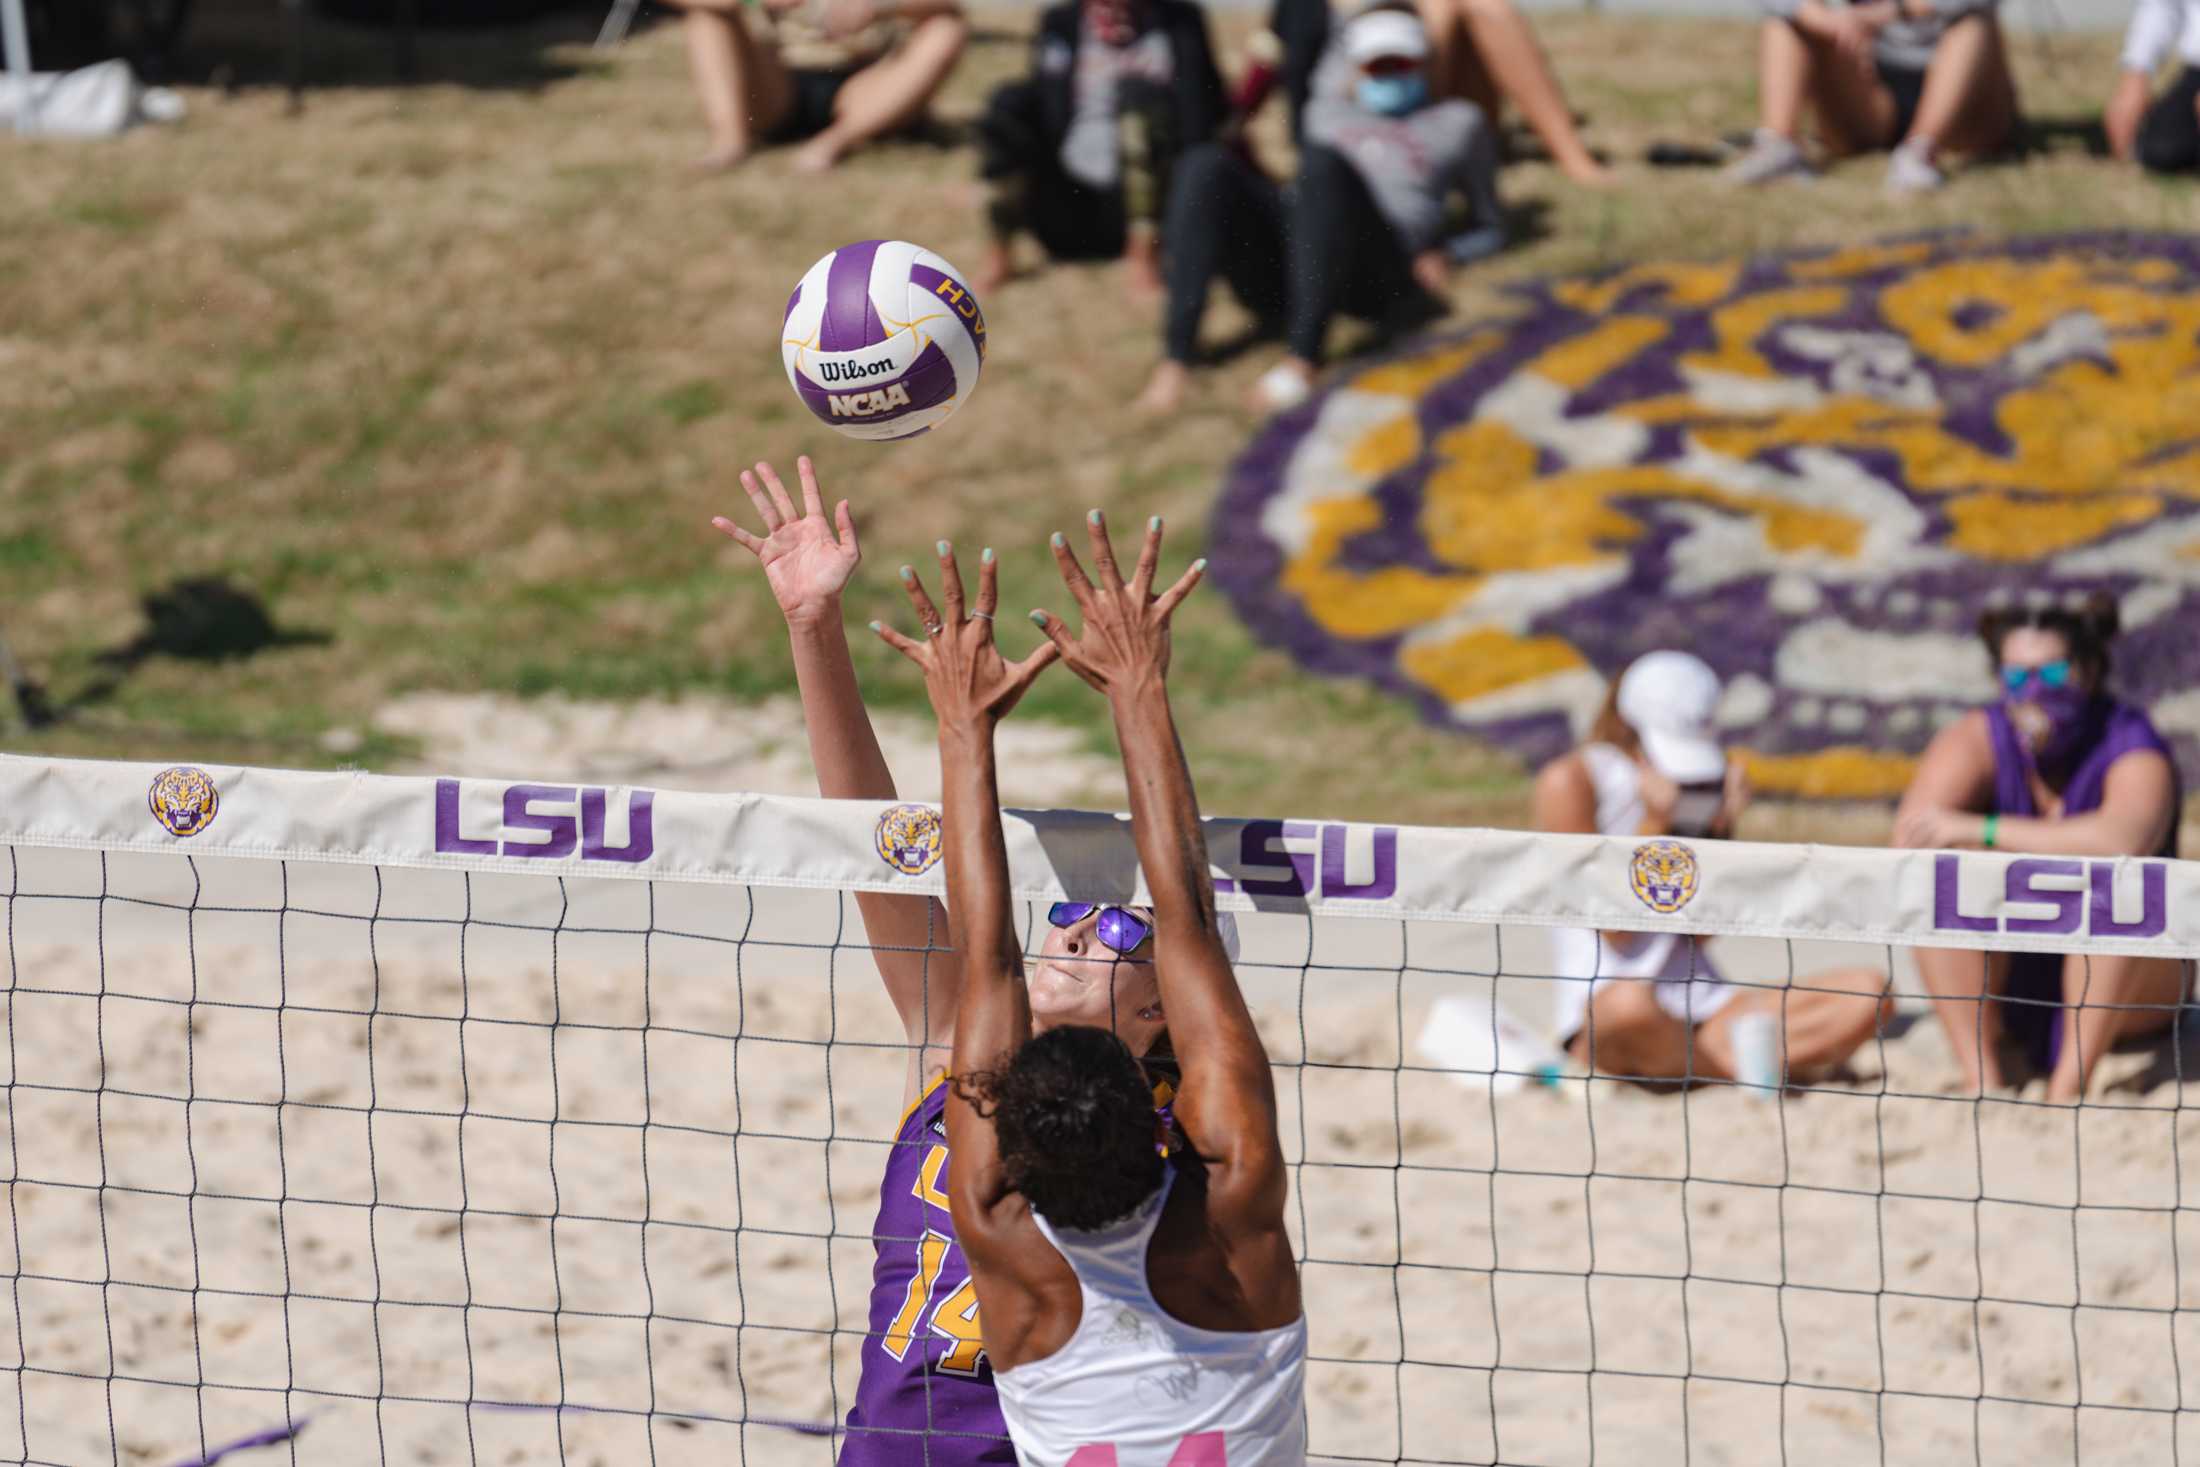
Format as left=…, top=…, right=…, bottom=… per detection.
left=2, top=753, right=2198, bottom=1467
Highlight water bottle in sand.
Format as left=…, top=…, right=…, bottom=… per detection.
left=1732, top=1010, right=1782, bottom=1098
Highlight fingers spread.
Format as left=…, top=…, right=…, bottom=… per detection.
left=710, top=516, right=765, bottom=555
left=755, top=461, right=799, bottom=525
left=1013, top=637, right=1062, bottom=682
left=869, top=619, right=926, bottom=662
left=900, top=564, right=943, bottom=632
left=1030, top=609, right=1106, bottom=691
left=1085, top=509, right=1124, bottom=590
left=740, top=471, right=783, bottom=533
left=1050, top=532, right=1098, bottom=613
left=797, top=455, right=826, bottom=521
left=936, top=540, right=965, bottom=624
left=974, top=546, right=1000, bottom=619
left=1150, top=556, right=1207, bottom=620
left=1130, top=516, right=1163, bottom=598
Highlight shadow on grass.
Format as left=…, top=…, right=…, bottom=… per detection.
left=42, top=578, right=331, bottom=724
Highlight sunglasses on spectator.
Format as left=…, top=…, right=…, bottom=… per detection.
left=1360, top=55, right=1421, bottom=75
left=1046, top=902, right=1155, bottom=957
left=2001, top=660, right=2073, bottom=694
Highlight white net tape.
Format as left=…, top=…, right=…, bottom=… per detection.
left=2, top=754, right=2198, bottom=1466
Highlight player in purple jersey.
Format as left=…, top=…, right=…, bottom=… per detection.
left=713, top=458, right=1225, bottom=1464
left=1894, top=593, right=2188, bottom=1102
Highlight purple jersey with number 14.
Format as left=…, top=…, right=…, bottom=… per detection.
left=839, top=1076, right=1014, bottom=1466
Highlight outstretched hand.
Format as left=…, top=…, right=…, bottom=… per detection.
left=1030, top=511, right=1205, bottom=696
left=872, top=542, right=1059, bottom=731
left=711, top=457, right=861, bottom=625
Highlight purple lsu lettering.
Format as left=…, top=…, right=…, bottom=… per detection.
left=1212, top=820, right=1397, bottom=901
left=434, top=779, right=655, bottom=864
left=1932, top=852, right=2167, bottom=939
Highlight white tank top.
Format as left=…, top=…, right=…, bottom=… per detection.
left=993, top=1166, right=1309, bottom=1466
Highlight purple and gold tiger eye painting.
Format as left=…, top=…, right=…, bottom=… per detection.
left=1212, top=234, right=2200, bottom=798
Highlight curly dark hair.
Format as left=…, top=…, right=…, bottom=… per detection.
left=1978, top=591, right=2121, bottom=685
left=959, top=1026, right=1165, bottom=1232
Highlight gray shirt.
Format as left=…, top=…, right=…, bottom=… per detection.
left=1302, top=95, right=1489, bottom=254
left=1059, top=24, right=1175, bottom=189
left=1759, top=0, right=1998, bottom=73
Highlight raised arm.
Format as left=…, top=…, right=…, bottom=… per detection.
left=1032, top=514, right=1287, bottom=1230
left=711, top=458, right=953, bottom=1097
left=870, top=544, right=1058, bottom=1239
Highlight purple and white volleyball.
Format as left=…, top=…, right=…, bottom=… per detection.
left=781, top=240, right=987, bottom=442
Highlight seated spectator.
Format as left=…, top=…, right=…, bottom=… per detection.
left=1893, top=597, right=2188, bottom=1102
left=1137, top=7, right=1504, bottom=415
left=666, top=0, right=968, bottom=173
left=1722, top=0, right=2018, bottom=193
left=1269, top=0, right=1610, bottom=184
left=974, top=0, right=1228, bottom=298
left=2107, top=0, right=2200, bottom=173
left=1539, top=652, right=1892, bottom=1086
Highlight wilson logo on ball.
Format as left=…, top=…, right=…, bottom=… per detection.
left=782, top=239, right=985, bottom=442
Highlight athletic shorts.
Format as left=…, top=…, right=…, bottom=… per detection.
left=771, top=67, right=855, bottom=142
left=1875, top=60, right=1926, bottom=145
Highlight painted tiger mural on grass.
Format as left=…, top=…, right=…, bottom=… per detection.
left=1212, top=233, right=2200, bottom=797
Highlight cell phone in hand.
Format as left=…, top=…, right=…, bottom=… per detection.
left=1666, top=779, right=1728, bottom=839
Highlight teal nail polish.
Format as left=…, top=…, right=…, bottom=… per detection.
left=981, top=547, right=995, bottom=565
left=1050, top=532, right=1066, bottom=549
left=1028, top=610, right=1048, bottom=627
left=868, top=620, right=882, bottom=633
left=899, top=565, right=914, bottom=583
left=936, top=540, right=951, bottom=557
left=1149, top=516, right=1162, bottom=531
left=1192, top=558, right=1208, bottom=573
left=1087, top=509, right=1103, bottom=526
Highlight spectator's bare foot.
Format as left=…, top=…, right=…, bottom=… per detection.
left=1122, top=227, right=1164, bottom=303
left=974, top=241, right=1015, bottom=295
left=1559, top=153, right=1616, bottom=187
left=1132, top=361, right=1190, bottom=417
left=693, top=140, right=755, bottom=173
left=791, top=133, right=847, bottom=174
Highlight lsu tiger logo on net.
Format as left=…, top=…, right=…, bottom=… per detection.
left=1630, top=839, right=1701, bottom=916
left=148, top=766, right=220, bottom=839
left=876, top=803, right=943, bottom=876
left=1211, top=233, right=2200, bottom=803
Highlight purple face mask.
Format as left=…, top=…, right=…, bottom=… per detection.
left=2006, top=683, right=2108, bottom=778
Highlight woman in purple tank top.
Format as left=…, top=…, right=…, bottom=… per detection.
left=713, top=457, right=1211, bottom=1464
left=1893, top=594, right=2187, bottom=1102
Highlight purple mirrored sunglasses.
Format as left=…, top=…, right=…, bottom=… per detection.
left=1046, top=902, right=1154, bottom=957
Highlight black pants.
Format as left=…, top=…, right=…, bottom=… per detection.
left=1160, top=143, right=1288, bottom=363
left=977, top=77, right=1180, bottom=261
left=1285, top=144, right=1435, bottom=362
left=2137, top=65, right=2200, bottom=174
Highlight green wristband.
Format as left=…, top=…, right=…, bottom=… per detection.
left=1982, top=813, right=1998, bottom=850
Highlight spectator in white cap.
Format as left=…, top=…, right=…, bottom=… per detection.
left=1529, top=651, right=1892, bottom=1086
left=1234, top=4, right=1508, bottom=413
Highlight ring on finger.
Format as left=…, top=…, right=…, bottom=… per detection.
left=970, top=611, right=995, bottom=623
left=925, top=622, right=945, bottom=637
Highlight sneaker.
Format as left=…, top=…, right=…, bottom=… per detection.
left=1253, top=363, right=1313, bottom=414
left=1721, top=128, right=1812, bottom=187
left=1885, top=141, right=1946, bottom=193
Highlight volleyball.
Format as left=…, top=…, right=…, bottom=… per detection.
left=781, top=239, right=986, bottom=441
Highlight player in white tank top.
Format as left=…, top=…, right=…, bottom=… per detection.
left=995, top=1165, right=1308, bottom=1465
left=873, top=517, right=1307, bottom=1467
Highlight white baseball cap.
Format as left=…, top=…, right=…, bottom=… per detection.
left=1615, top=651, right=1727, bottom=784
left=1343, top=8, right=1430, bottom=64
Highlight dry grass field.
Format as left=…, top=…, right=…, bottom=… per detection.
left=2, top=0, right=2197, bottom=836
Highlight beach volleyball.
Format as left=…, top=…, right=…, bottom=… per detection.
left=781, top=239, right=986, bottom=441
